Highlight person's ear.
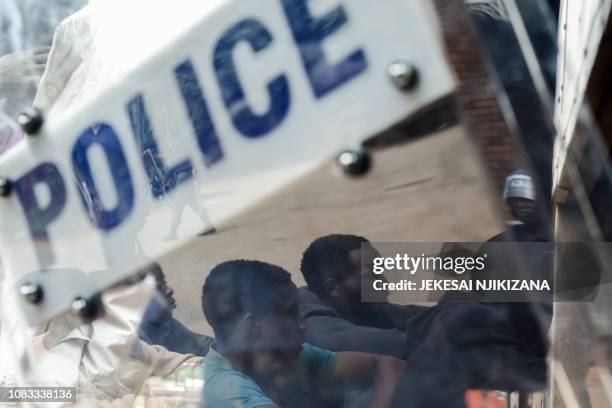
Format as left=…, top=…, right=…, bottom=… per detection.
left=324, top=278, right=341, bottom=299
left=242, top=312, right=260, bottom=337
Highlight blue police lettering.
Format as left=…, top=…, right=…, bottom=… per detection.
left=14, top=162, right=67, bottom=265
left=213, top=18, right=290, bottom=138
left=127, top=94, right=194, bottom=198
left=281, top=0, right=367, bottom=98
left=15, top=2, right=371, bottom=240
left=175, top=59, right=225, bottom=166
left=72, top=123, right=134, bottom=230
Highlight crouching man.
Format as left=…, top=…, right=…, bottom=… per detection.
left=201, top=260, right=405, bottom=408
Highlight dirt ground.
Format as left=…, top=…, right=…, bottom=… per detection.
left=159, top=125, right=505, bottom=335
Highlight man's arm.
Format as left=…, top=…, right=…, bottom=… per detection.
left=332, top=351, right=406, bottom=408
left=304, top=315, right=410, bottom=359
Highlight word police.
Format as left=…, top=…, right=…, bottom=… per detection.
left=13, top=0, right=368, bottom=263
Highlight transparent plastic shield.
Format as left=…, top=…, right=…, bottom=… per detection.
left=1, top=0, right=607, bottom=407
left=550, top=0, right=612, bottom=406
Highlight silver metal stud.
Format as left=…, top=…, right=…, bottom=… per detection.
left=0, top=177, right=11, bottom=197
left=17, top=107, right=44, bottom=135
left=20, top=282, right=43, bottom=304
left=388, top=61, right=419, bottom=90
left=337, top=150, right=370, bottom=176
left=71, top=297, right=88, bottom=315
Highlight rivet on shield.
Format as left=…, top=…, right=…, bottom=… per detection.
left=17, top=107, right=44, bottom=136
left=388, top=61, right=419, bottom=91
left=71, top=297, right=88, bottom=315
left=0, top=177, right=11, bottom=197
left=20, top=282, right=43, bottom=304
left=72, top=295, right=103, bottom=321
left=337, top=150, right=371, bottom=176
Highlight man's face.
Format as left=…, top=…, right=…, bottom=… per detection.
left=159, top=282, right=177, bottom=310
left=151, top=269, right=177, bottom=310
left=337, top=247, right=388, bottom=304
left=155, top=275, right=176, bottom=310
left=256, top=296, right=306, bottom=351
left=249, top=295, right=307, bottom=378
left=507, top=197, right=537, bottom=225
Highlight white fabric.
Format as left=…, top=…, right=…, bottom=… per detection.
left=1, top=274, right=199, bottom=407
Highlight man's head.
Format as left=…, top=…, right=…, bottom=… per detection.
left=503, top=170, right=537, bottom=225
left=202, top=260, right=305, bottom=357
left=146, top=261, right=176, bottom=310
left=301, top=234, right=383, bottom=306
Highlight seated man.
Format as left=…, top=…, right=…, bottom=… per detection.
left=201, top=260, right=406, bottom=408
left=300, top=235, right=548, bottom=406
left=139, top=261, right=214, bottom=356
left=299, top=235, right=429, bottom=360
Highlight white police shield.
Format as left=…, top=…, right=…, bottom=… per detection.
left=0, top=0, right=455, bottom=325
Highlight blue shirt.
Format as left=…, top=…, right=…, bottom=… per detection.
left=202, top=343, right=337, bottom=408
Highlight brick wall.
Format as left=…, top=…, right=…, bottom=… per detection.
left=434, top=0, right=523, bottom=194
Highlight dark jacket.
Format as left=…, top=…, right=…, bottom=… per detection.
left=477, top=224, right=554, bottom=362
left=299, top=287, right=431, bottom=360
left=299, top=286, right=548, bottom=407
